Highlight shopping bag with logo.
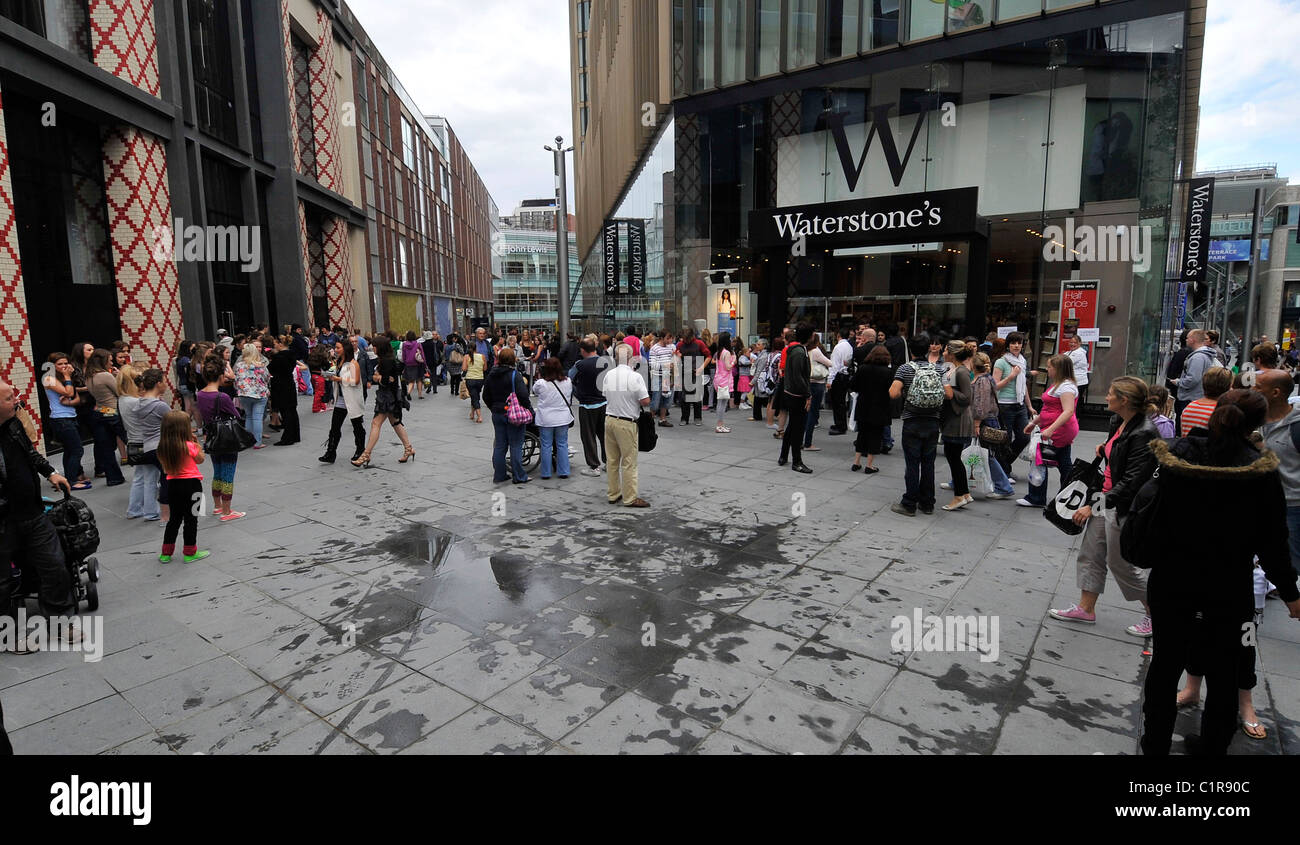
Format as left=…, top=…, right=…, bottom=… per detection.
left=1019, top=428, right=1041, bottom=463
left=847, top=392, right=859, bottom=432
left=1043, top=456, right=1106, bottom=536
left=961, top=438, right=996, bottom=498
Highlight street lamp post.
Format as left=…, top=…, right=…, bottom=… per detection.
left=545, top=137, right=575, bottom=341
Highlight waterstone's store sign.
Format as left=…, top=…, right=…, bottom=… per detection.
left=750, top=188, right=980, bottom=249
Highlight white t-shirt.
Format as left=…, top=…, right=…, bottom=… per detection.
left=1048, top=381, right=1079, bottom=399
left=604, top=365, right=649, bottom=420
left=1067, top=347, right=1089, bottom=387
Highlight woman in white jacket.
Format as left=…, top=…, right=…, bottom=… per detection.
left=532, top=357, right=575, bottom=479
left=320, top=337, right=367, bottom=464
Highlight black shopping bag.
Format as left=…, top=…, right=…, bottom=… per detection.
left=637, top=410, right=658, bottom=453
left=1043, top=457, right=1105, bottom=536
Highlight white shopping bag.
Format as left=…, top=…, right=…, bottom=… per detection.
left=962, top=439, right=995, bottom=498
left=1019, top=428, right=1041, bottom=463
left=848, top=392, right=859, bottom=432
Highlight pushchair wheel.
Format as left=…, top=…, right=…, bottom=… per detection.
left=86, top=556, right=100, bottom=583
left=84, top=580, right=99, bottom=613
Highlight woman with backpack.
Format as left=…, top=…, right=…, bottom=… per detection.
left=354, top=340, right=416, bottom=467
left=532, top=357, right=573, bottom=479
left=939, top=341, right=975, bottom=510
left=195, top=356, right=246, bottom=522
left=851, top=345, right=893, bottom=474
left=1018, top=354, right=1080, bottom=508
left=1136, top=389, right=1300, bottom=755
left=482, top=347, right=532, bottom=484
left=1048, top=376, right=1158, bottom=636
left=749, top=341, right=770, bottom=422
left=400, top=331, right=426, bottom=403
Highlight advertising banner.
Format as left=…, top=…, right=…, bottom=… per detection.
left=1058, top=280, right=1100, bottom=354
left=1179, top=177, right=1215, bottom=283
left=603, top=220, right=620, bottom=295
left=628, top=221, right=646, bottom=294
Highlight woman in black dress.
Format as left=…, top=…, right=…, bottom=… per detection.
left=353, top=339, right=416, bottom=467
left=267, top=335, right=301, bottom=446
left=850, top=344, right=894, bottom=474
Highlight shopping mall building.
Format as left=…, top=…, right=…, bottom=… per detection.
left=570, top=0, right=1205, bottom=396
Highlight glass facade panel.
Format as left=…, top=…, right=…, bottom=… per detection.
left=720, top=0, right=748, bottom=85
left=188, top=0, right=236, bottom=143
left=907, top=0, right=944, bottom=40
left=756, top=0, right=781, bottom=76
left=947, top=0, right=990, bottom=32
left=868, top=0, right=900, bottom=49
left=693, top=0, right=714, bottom=91
left=787, top=0, right=817, bottom=70
left=998, top=0, right=1042, bottom=20
left=825, top=0, right=860, bottom=59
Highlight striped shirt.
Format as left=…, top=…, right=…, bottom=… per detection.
left=648, top=344, right=675, bottom=391
left=1180, top=398, right=1217, bottom=436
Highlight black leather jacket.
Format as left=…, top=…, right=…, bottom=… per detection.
left=1104, top=413, right=1160, bottom=516
left=0, top=417, right=55, bottom=515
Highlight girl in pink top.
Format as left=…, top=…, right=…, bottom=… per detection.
left=156, top=410, right=210, bottom=564
left=1022, top=354, right=1080, bottom=506
left=714, top=332, right=735, bottom=433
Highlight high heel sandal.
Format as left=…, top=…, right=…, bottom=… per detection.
left=399, top=445, right=416, bottom=463
left=351, top=451, right=372, bottom=468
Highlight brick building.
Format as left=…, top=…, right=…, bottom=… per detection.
left=0, top=0, right=495, bottom=449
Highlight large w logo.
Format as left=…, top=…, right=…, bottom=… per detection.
left=826, top=103, right=929, bottom=192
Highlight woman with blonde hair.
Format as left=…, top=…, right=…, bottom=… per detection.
left=1049, top=376, right=1159, bottom=636
left=235, top=341, right=270, bottom=448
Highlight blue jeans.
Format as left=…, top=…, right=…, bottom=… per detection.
left=128, top=460, right=161, bottom=519
left=239, top=396, right=267, bottom=445
left=492, top=412, right=527, bottom=482
left=540, top=425, right=571, bottom=478
left=803, top=382, right=827, bottom=447
left=997, top=403, right=1031, bottom=473
left=981, top=418, right=1014, bottom=496
left=882, top=423, right=894, bottom=450
left=649, top=387, right=673, bottom=414
left=1025, top=442, right=1073, bottom=506
left=48, top=417, right=84, bottom=481
left=89, top=409, right=124, bottom=485
left=901, top=416, right=940, bottom=510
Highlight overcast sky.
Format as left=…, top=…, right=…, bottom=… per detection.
left=346, top=0, right=1298, bottom=214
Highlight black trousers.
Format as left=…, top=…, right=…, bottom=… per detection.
left=780, top=395, right=809, bottom=465
left=579, top=405, right=607, bottom=469
left=0, top=698, right=12, bottom=756
left=163, top=477, right=203, bottom=554
left=752, top=395, right=769, bottom=421
left=328, top=408, right=366, bottom=456
left=829, top=377, right=850, bottom=431
left=943, top=437, right=970, bottom=496
left=1142, top=590, right=1248, bottom=756
left=0, top=513, right=73, bottom=617
left=449, top=373, right=463, bottom=396
left=272, top=387, right=300, bottom=443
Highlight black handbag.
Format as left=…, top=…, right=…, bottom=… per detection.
left=1043, top=457, right=1106, bottom=536
left=126, top=441, right=147, bottom=466
left=204, top=414, right=256, bottom=455
left=637, top=410, right=658, bottom=453
left=978, top=427, right=1010, bottom=449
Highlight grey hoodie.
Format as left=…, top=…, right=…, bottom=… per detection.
left=1176, top=346, right=1218, bottom=402
left=1260, top=405, right=1300, bottom=506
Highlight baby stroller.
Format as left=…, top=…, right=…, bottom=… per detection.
left=8, top=491, right=101, bottom=615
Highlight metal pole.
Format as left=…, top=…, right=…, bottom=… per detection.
left=1243, top=187, right=1263, bottom=350
left=553, top=136, right=573, bottom=342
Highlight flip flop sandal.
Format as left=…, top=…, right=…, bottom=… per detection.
left=1241, top=721, right=1267, bottom=740
left=71, top=481, right=93, bottom=491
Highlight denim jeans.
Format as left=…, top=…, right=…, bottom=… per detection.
left=997, top=403, right=1031, bottom=472
left=238, top=396, right=267, bottom=445
left=539, top=425, right=571, bottom=478
left=981, top=418, right=1014, bottom=496
left=492, top=412, right=527, bottom=482
left=803, top=382, right=827, bottom=447
left=1026, top=442, right=1073, bottom=506
left=128, top=460, right=161, bottom=519
left=47, top=417, right=84, bottom=481
left=882, top=423, right=894, bottom=450
left=0, top=513, right=73, bottom=616
left=901, top=416, right=940, bottom=510
left=89, top=409, right=124, bottom=484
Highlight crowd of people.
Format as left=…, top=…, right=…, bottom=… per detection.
left=3, top=313, right=1300, bottom=757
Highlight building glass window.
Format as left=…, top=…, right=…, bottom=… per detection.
left=825, top=0, right=860, bottom=59
left=946, top=0, right=989, bottom=32
left=203, top=156, right=253, bottom=331
left=867, top=0, right=900, bottom=48
left=997, top=0, right=1042, bottom=21
left=786, top=0, right=816, bottom=70
left=1277, top=205, right=1291, bottom=228
left=577, top=0, right=590, bottom=32
left=581, top=106, right=589, bottom=135
left=292, top=38, right=317, bottom=178
left=907, top=0, right=944, bottom=40
left=756, top=0, right=780, bottom=75
left=693, top=0, right=714, bottom=91
left=188, top=0, right=237, bottom=144
left=720, top=0, right=748, bottom=85
left=401, top=117, right=415, bottom=170
left=0, top=0, right=91, bottom=58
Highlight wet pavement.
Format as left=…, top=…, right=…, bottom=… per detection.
left=3, top=391, right=1297, bottom=755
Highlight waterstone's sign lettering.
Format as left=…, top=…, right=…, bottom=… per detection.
left=1179, top=177, right=1214, bottom=283
left=749, top=188, right=980, bottom=249
left=602, top=219, right=620, bottom=295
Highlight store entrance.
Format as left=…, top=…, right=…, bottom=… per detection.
left=791, top=294, right=969, bottom=340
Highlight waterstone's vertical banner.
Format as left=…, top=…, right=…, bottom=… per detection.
left=1180, top=177, right=1214, bottom=283
left=628, top=220, right=646, bottom=295
left=603, top=219, right=621, bottom=295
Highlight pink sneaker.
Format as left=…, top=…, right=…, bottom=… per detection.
left=1049, top=604, right=1096, bottom=624
left=1126, top=616, right=1153, bottom=638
